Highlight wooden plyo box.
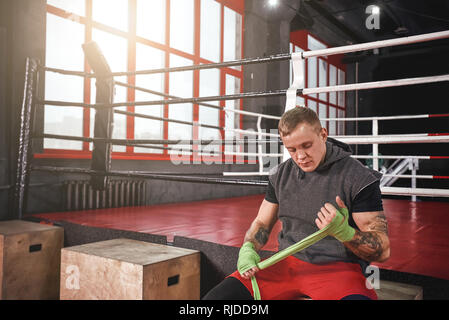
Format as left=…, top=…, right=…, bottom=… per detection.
left=0, top=220, right=64, bottom=300
left=60, top=238, right=200, bottom=300
left=375, top=280, right=423, bottom=300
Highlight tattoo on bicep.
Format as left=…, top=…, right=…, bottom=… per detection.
left=254, top=227, right=269, bottom=246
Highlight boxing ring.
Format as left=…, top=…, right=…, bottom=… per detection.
left=13, top=30, right=449, bottom=298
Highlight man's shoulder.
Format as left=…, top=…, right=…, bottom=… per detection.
left=338, top=156, right=383, bottom=188
left=269, top=158, right=294, bottom=178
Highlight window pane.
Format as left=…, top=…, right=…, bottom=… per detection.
left=45, top=13, right=85, bottom=150
left=308, top=100, right=317, bottom=113
left=44, top=105, right=83, bottom=150
left=111, top=91, right=127, bottom=153
left=329, top=107, right=337, bottom=135
left=308, top=35, right=326, bottom=50
left=200, top=0, right=221, bottom=62
left=92, top=0, right=128, bottom=32
left=289, top=43, right=293, bottom=85
left=199, top=69, right=220, bottom=154
left=338, top=109, right=345, bottom=135
left=92, top=28, right=128, bottom=73
left=223, top=7, right=242, bottom=66
left=134, top=44, right=165, bottom=154
left=329, top=65, right=337, bottom=105
left=47, top=0, right=85, bottom=16
left=319, top=103, right=327, bottom=128
left=296, top=96, right=305, bottom=107
left=338, top=69, right=345, bottom=107
left=307, top=58, right=317, bottom=98
left=136, top=0, right=165, bottom=44
left=168, top=54, right=193, bottom=146
left=199, top=69, right=220, bottom=140
left=46, top=13, right=84, bottom=70
left=318, top=59, right=327, bottom=102
left=225, top=75, right=240, bottom=151
left=170, top=0, right=194, bottom=54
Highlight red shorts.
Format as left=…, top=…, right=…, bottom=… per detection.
left=229, top=256, right=377, bottom=300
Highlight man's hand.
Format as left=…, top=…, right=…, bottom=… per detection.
left=315, top=196, right=356, bottom=242
left=238, top=242, right=261, bottom=279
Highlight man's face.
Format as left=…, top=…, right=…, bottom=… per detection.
left=281, top=122, right=328, bottom=172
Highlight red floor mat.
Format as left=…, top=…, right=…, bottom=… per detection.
left=31, top=195, right=449, bottom=280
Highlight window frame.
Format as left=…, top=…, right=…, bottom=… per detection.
left=290, top=30, right=346, bottom=135
left=38, top=0, right=245, bottom=163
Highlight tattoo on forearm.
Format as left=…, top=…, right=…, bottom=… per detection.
left=254, top=227, right=269, bottom=246
left=346, top=212, right=389, bottom=262
left=348, top=230, right=384, bottom=262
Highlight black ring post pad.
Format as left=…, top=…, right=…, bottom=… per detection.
left=82, top=41, right=114, bottom=191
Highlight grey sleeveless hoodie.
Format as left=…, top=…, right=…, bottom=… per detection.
left=269, top=137, right=382, bottom=268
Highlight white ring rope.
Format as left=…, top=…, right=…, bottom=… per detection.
left=337, top=135, right=449, bottom=144
left=301, top=30, right=449, bottom=59
left=381, top=187, right=449, bottom=197
left=320, top=113, right=449, bottom=122
left=382, top=174, right=449, bottom=180
left=352, top=155, right=449, bottom=160
left=302, top=74, right=449, bottom=96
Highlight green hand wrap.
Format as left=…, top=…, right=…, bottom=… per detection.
left=248, top=207, right=354, bottom=300
left=328, top=207, right=356, bottom=242
left=237, top=241, right=260, bottom=274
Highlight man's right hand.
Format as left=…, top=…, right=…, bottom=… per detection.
left=241, top=266, right=260, bottom=280
left=237, top=242, right=261, bottom=279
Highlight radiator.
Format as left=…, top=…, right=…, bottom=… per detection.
left=64, top=179, right=147, bottom=211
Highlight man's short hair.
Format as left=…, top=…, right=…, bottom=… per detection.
left=278, top=107, right=322, bottom=136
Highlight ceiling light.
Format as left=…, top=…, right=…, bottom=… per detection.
left=268, top=0, right=278, bottom=7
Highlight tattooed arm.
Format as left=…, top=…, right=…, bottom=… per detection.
left=240, top=199, right=279, bottom=280
left=315, top=196, right=390, bottom=263
left=244, top=199, right=279, bottom=251
left=344, top=211, right=390, bottom=263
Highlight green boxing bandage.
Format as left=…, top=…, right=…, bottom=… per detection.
left=328, top=207, right=356, bottom=242
left=237, top=242, right=261, bottom=275
left=246, top=207, right=355, bottom=300
left=255, top=207, right=353, bottom=272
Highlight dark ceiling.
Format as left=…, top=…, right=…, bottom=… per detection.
left=292, top=0, right=449, bottom=43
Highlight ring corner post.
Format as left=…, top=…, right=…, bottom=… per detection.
left=82, top=41, right=114, bottom=191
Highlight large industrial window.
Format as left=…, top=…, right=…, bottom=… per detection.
left=289, top=30, right=346, bottom=136
left=42, top=0, right=244, bottom=161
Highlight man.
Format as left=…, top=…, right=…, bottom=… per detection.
left=203, top=107, right=390, bottom=300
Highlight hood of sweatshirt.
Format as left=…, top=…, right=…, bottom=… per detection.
left=316, top=137, right=353, bottom=171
